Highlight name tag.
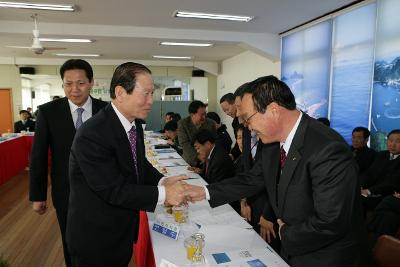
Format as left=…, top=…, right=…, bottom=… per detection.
left=160, top=259, right=180, bottom=267
left=152, top=219, right=180, bottom=240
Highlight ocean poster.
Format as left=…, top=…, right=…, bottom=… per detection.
left=371, top=0, right=400, bottom=150
left=281, top=20, right=332, bottom=119
left=329, top=3, right=376, bottom=144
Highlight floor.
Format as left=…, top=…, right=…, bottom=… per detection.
left=0, top=170, right=136, bottom=267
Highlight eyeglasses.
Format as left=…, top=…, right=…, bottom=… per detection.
left=63, top=80, right=90, bottom=89
left=243, top=111, right=258, bottom=125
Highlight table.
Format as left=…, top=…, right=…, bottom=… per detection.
left=0, top=135, right=34, bottom=186
left=141, top=132, right=289, bottom=267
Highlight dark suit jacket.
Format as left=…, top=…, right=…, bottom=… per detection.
left=361, top=151, right=400, bottom=195
left=14, top=119, right=35, bottom=133
left=216, top=124, right=233, bottom=153
left=177, top=116, right=216, bottom=166
left=29, top=97, right=107, bottom=210
left=203, top=144, right=235, bottom=184
left=207, top=114, right=371, bottom=267
left=351, top=145, right=375, bottom=175
left=66, top=104, right=163, bottom=266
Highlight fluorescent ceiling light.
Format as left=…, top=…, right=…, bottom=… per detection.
left=55, top=53, right=100, bottom=57
left=0, top=1, right=75, bottom=11
left=160, top=41, right=213, bottom=47
left=153, top=55, right=192, bottom=60
left=174, top=11, right=253, bottom=22
left=40, top=38, right=93, bottom=43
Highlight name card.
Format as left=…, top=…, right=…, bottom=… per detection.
left=152, top=218, right=180, bottom=240
left=159, top=259, right=180, bottom=267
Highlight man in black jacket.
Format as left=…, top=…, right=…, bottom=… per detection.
left=66, top=62, right=187, bottom=267
left=351, top=126, right=375, bottom=175
left=14, top=109, right=35, bottom=132
left=29, top=59, right=108, bottom=267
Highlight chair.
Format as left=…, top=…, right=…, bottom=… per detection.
left=373, top=234, right=400, bottom=267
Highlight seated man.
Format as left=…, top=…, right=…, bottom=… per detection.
left=177, top=100, right=216, bottom=167
left=351, top=126, right=376, bottom=175
left=206, top=112, right=232, bottom=153
left=361, top=129, right=400, bottom=211
left=14, top=110, right=35, bottom=133
left=194, top=129, right=238, bottom=212
left=193, top=129, right=234, bottom=184
left=163, top=120, right=182, bottom=155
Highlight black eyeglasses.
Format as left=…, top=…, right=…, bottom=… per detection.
left=243, top=111, right=258, bottom=125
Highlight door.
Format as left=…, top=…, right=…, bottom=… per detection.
left=0, top=89, right=13, bottom=134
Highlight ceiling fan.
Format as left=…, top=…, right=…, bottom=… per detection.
left=6, top=14, right=66, bottom=55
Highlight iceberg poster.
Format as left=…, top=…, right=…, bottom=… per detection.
left=371, top=0, right=400, bottom=150
left=281, top=20, right=332, bottom=119
left=329, top=3, right=376, bottom=144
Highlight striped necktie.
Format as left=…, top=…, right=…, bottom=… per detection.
left=128, top=126, right=138, bottom=176
left=75, top=107, right=84, bottom=129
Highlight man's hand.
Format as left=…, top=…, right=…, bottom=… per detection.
left=165, top=180, right=186, bottom=206
left=33, top=201, right=47, bottom=215
left=259, top=216, right=276, bottom=243
left=187, top=166, right=202, bottom=174
left=162, top=175, right=188, bottom=187
left=184, top=184, right=206, bottom=202
left=277, top=218, right=285, bottom=240
left=394, top=191, right=400, bottom=199
left=240, top=199, right=251, bottom=221
left=361, top=188, right=370, bottom=197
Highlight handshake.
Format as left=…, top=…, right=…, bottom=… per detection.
left=162, top=175, right=206, bottom=206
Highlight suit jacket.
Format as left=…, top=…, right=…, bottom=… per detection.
left=230, top=117, right=241, bottom=159
left=14, top=119, right=35, bottom=133
left=351, top=145, right=375, bottom=175
left=361, top=151, right=400, bottom=195
left=29, top=97, right=107, bottom=210
left=216, top=124, right=233, bottom=153
left=66, top=104, right=163, bottom=266
left=203, top=144, right=235, bottom=184
left=177, top=116, right=216, bottom=166
left=207, top=114, right=371, bottom=267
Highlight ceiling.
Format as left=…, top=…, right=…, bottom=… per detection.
left=0, top=0, right=356, bottom=64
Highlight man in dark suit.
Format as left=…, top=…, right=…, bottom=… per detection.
left=14, top=109, right=35, bottom=132
left=193, top=129, right=234, bottom=184
left=220, top=92, right=240, bottom=158
left=361, top=129, right=400, bottom=211
left=186, top=76, right=371, bottom=267
left=66, top=62, right=187, bottom=267
left=29, top=59, right=107, bottom=267
left=206, top=112, right=232, bottom=153
left=351, top=126, right=375, bottom=175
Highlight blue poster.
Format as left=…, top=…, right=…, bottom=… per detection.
left=371, top=0, right=400, bottom=150
left=281, top=20, right=332, bottom=119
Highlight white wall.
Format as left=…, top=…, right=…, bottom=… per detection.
left=217, top=50, right=281, bottom=139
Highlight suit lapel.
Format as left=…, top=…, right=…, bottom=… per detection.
left=61, top=97, right=76, bottom=136
left=277, top=114, right=307, bottom=216
left=264, top=143, right=280, bottom=213
left=135, top=121, right=145, bottom=185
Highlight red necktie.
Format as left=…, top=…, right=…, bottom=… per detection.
left=280, top=146, right=287, bottom=168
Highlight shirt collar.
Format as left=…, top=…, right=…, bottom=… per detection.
left=68, top=96, right=91, bottom=112
left=207, top=144, right=216, bottom=160
left=281, top=111, right=302, bottom=154
left=111, top=102, right=136, bottom=133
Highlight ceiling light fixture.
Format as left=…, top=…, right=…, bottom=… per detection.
left=174, top=11, right=253, bottom=22
left=152, top=55, right=192, bottom=60
left=55, top=53, right=100, bottom=57
left=160, top=41, right=213, bottom=47
left=40, top=38, right=93, bottom=43
left=0, top=1, right=75, bottom=11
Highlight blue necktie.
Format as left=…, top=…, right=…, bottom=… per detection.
left=128, top=126, right=138, bottom=176
left=75, top=107, right=84, bottom=129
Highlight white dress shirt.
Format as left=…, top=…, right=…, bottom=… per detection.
left=204, top=111, right=303, bottom=200
left=68, top=97, right=92, bottom=125
left=111, top=103, right=166, bottom=204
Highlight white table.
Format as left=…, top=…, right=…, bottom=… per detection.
left=145, top=132, right=289, bottom=267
